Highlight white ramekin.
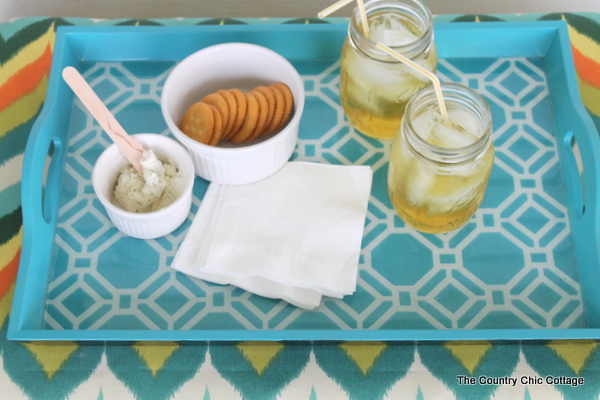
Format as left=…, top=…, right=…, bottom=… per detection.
left=92, top=133, right=195, bottom=239
left=160, top=42, right=305, bottom=185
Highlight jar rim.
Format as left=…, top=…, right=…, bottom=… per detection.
left=403, top=83, right=493, bottom=164
left=349, top=0, right=435, bottom=60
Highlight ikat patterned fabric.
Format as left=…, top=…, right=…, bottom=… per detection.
left=2, top=13, right=600, bottom=400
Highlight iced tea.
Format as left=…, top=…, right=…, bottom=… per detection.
left=387, top=83, right=494, bottom=233
left=339, top=0, right=437, bottom=140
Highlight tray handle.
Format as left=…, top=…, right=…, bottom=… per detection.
left=559, top=124, right=600, bottom=239
left=21, top=62, right=74, bottom=230
left=23, top=121, right=66, bottom=227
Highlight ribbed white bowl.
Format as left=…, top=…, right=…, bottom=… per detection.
left=161, top=43, right=305, bottom=185
left=92, top=134, right=195, bottom=239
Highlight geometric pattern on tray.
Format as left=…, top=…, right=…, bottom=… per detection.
left=44, top=55, right=583, bottom=331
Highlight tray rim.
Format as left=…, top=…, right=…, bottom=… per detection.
left=9, top=20, right=600, bottom=342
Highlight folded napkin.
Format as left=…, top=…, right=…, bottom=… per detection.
left=171, top=161, right=373, bottom=309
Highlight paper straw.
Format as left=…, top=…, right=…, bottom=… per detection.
left=376, top=43, right=448, bottom=119
left=318, top=0, right=370, bottom=37
left=356, top=0, right=370, bottom=36
left=318, top=0, right=354, bottom=18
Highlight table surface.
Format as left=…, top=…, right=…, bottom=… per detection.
left=2, top=13, right=600, bottom=400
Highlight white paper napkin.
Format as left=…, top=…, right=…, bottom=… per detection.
left=171, top=161, right=373, bottom=310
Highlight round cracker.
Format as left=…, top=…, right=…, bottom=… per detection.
left=230, top=92, right=259, bottom=144
left=217, top=89, right=237, bottom=139
left=208, top=104, right=223, bottom=146
left=263, top=85, right=285, bottom=136
left=248, top=89, right=270, bottom=141
left=253, top=86, right=276, bottom=136
left=180, top=101, right=215, bottom=145
left=270, top=83, right=294, bottom=132
left=228, top=88, right=247, bottom=141
left=201, top=93, right=230, bottom=138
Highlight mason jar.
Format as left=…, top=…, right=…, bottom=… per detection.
left=387, top=83, right=495, bottom=234
left=339, top=0, right=437, bottom=140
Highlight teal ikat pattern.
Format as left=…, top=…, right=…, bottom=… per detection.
left=44, top=54, right=582, bottom=332
left=2, top=332, right=599, bottom=400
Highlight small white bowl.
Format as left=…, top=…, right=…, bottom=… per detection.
left=161, top=42, right=305, bottom=185
left=92, top=133, right=195, bottom=239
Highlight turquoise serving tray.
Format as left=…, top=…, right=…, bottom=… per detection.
left=9, top=21, right=600, bottom=341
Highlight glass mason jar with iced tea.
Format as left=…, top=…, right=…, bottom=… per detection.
left=388, top=83, right=495, bottom=234
left=340, top=0, right=437, bottom=140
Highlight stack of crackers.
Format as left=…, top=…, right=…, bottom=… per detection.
left=180, top=83, right=294, bottom=146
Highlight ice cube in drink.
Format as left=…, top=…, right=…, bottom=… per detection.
left=369, top=12, right=421, bottom=46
